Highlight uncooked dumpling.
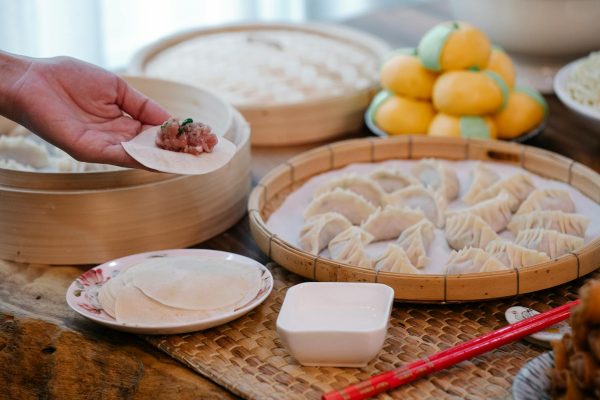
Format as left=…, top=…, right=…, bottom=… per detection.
left=383, top=184, right=446, bottom=228
left=361, top=205, right=425, bottom=241
left=463, top=162, right=500, bottom=204
left=485, top=240, right=550, bottom=269
left=395, top=219, right=435, bottom=268
left=328, top=227, right=373, bottom=268
left=410, top=159, right=459, bottom=201
left=0, top=158, right=35, bottom=171
left=314, top=174, right=384, bottom=206
left=298, top=212, right=352, bottom=255
left=304, top=188, right=376, bottom=225
left=446, top=247, right=507, bottom=275
left=328, top=226, right=373, bottom=258
left=0, top=135, right=50, bottom=169
left=444, top=213, right=499, bottom=250
left=447, top=192, right=512, bottom=232
left=507, top=210, right=589, bottom=238
left=470, top=173, right=535, bottom=212
left=514, top=228, right=584, bottom=258
left=515, top=189, right=575, bottom=215
left=374, top=244, right=419, bottom=274
left=369, top=167, right=419, bottom=193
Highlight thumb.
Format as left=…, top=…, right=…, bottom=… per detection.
left=116, top=77, right=171, bottom=126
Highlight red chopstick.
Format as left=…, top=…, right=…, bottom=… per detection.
left=322, top=300, right=579, bottom=400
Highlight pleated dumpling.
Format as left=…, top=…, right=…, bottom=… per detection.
left=410, top=159, right=459, bottom=201
left=469, top=173, right=535, bottom=211
left=446, top=247, right=507, bottom=275
left=463, top=162, right=500, bottom=204
left=447, top=192, right=512, bottom=232
left=0, top=158, right=35, bottom=171
left=507, top=210, right=589, bottom=238
left=374, top=244, right=419, bottom=274
left=0, top=135, right=51, bottom=169
left=485, top=239, right=550, bottom=269
left=304, top=188, right=376, bottom=225
left=514, top=228, right=584, bottom=258
left=299, top=212, right=352, bottom=255
left=361, top=205, right=425, bottom=241
left=395, top=219, right=435, bottom=268
left=383, top=185, right=446, bottom=228
left=444, top=213, right=499, bottom=250
left=515, top=189, right=575, bottom=215
left=369, top=167, right=419, bottom=193
left=328, top=226, right=373, bottom=268
left=314, top=174, right=384, bottom=206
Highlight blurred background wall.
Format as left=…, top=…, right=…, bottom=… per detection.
left=0, top=0, right=407, bottom=70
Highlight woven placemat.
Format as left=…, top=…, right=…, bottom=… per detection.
left=145, top=263, right=596, bottom=400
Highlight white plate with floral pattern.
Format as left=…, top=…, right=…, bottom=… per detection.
left=66, top=249, right=273, bottom=334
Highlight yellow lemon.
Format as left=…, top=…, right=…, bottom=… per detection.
left=368, top=91, right=435, bottom=135
left=432, top=70, right=509, bottom=116
left=428, top=113, right=497, bottom=139
left=418, top=21, right=491, bottom=72
left=494, top=87, right=548, bottom=139
left=380, top=49, right=438, bottom=100
left=487, top=47, right=516, bottom=88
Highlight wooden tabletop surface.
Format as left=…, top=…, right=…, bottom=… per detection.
left=1, top=2, right=599, bottom=399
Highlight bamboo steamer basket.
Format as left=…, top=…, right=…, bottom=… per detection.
left=0, top=77, right=251, bottom=265
left=128, top=23, right=391, bottom=146
left=248, top=136, right=600, bottom=302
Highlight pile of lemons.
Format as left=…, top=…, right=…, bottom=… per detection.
left=367, top=21, right=548, bottom=140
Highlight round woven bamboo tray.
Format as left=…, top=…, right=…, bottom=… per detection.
left=0, top=77, right=251, bottom=265
left=248, top=136, right=600, bottom=302
left=128, top=23, right=391, bottom=146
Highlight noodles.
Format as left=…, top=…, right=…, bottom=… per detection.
left=566, top=52, right=600, bottom=111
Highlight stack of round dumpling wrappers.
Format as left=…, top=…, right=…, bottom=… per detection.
left=98, top=256, right=263, bottom=325
left=367, top=21, right=548, bottom=140
left=297, top=159, right=590, bottom=275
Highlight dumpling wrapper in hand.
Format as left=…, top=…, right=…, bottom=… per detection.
left=129, top=256, right=262, bottom=311
left=121, top=126, right=236, bottom=175
left=115, top=286, right=229, bottom=325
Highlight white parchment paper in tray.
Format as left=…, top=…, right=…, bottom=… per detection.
left=266, top=159, right=600, bottom=275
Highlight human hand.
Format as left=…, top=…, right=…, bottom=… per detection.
left=2, top=54, right=171, bottom=168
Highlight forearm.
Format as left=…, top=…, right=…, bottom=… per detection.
left=0, top=51, right=33, bottom=122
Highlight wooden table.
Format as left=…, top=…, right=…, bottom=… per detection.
left=1, top=2, right=599, bottom=399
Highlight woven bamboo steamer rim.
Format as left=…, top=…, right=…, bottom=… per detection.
left=128, top=22, right=391, bottom=146
left=248, top=135, right=600, bottom=303
left=0, top=78, right=251, bottom=265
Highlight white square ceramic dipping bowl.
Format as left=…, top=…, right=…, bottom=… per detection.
left=276, top=282, right=394, bottom=367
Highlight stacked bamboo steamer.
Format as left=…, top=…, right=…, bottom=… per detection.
left=128, top=23, right=391, bottom=146
left=0, top=77, right=251, bottom=265
left=367, top=21, right=548, bottom=140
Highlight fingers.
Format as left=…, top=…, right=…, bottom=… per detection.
left=116, top=77, right=171, bottom=127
